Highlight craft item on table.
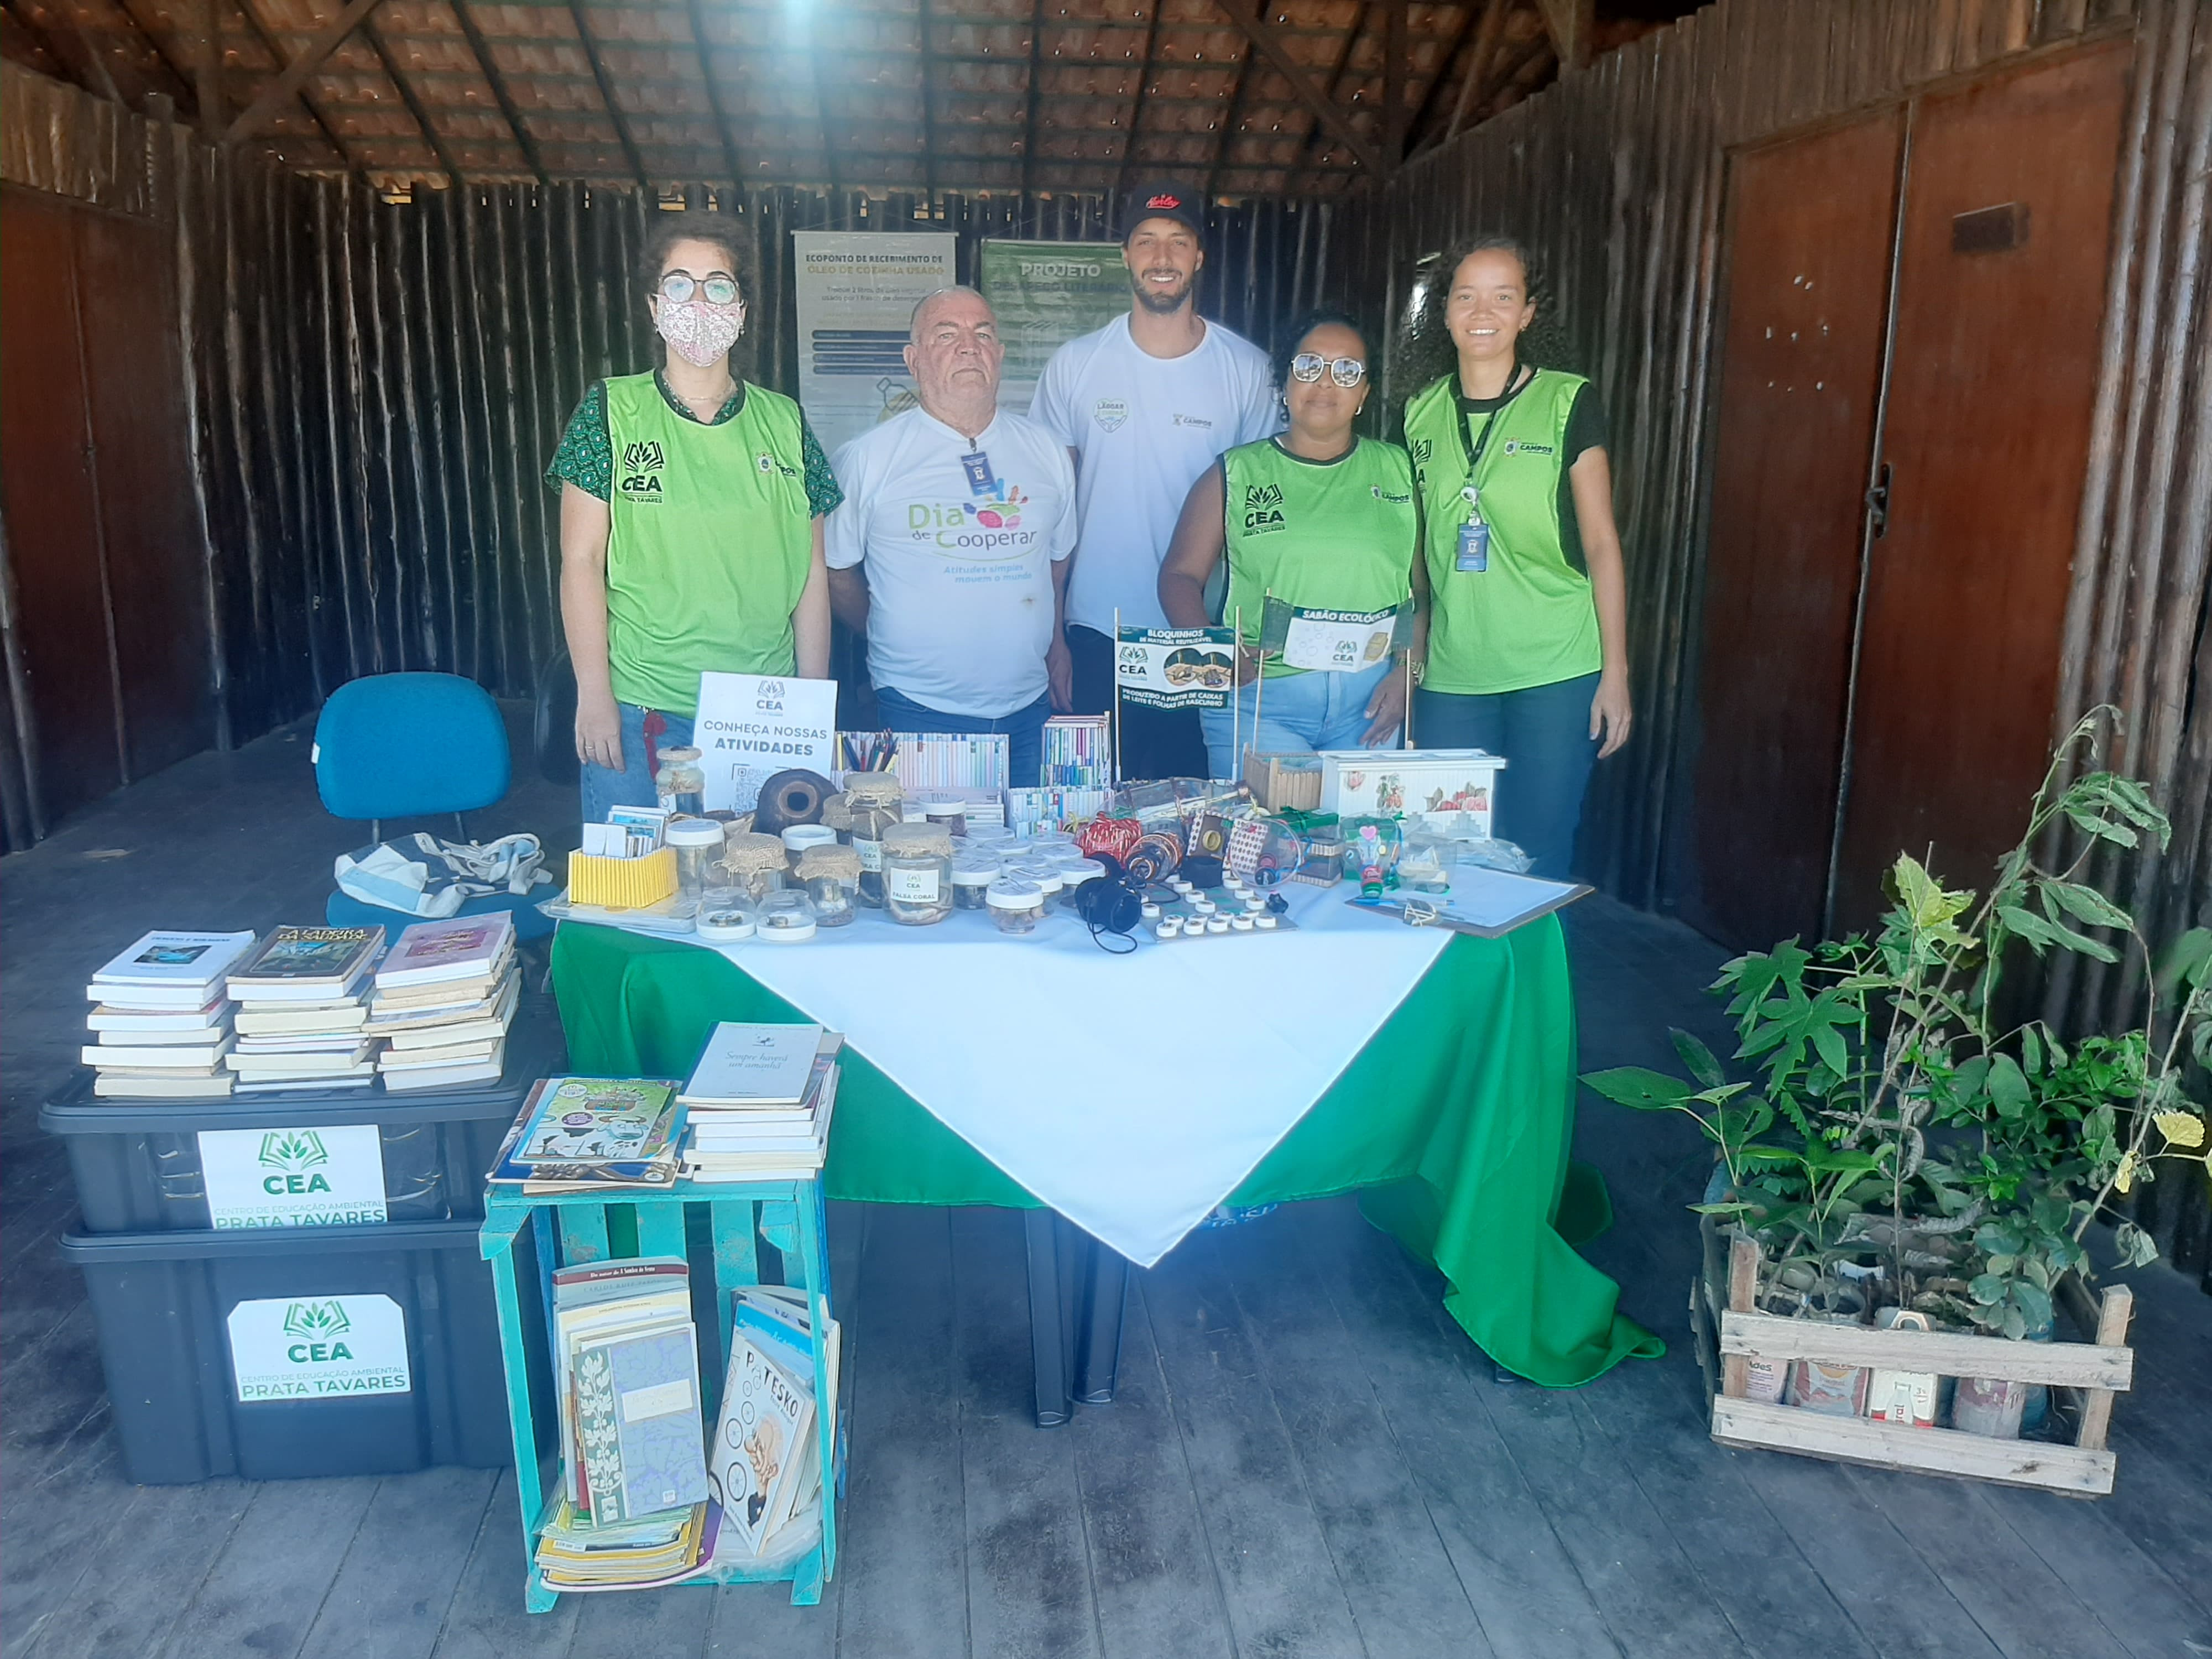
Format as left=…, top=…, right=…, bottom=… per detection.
left=755, top=890, right=820, bottom=944
left=1123, top=830, right=1183, bottom=884
left=1316, top=749, right=1506, bottom=836
left=1243, top=751, right=1324, bottom=813
left=1076, top=815, right=1142, bottom=864
left=654, top=747, right=707, bottom=816
left=792, top=844, right=860, bottom=928
left=1041, top=714, right=1113, bottom=787
left=749, top=769, right=834, bottom=837
left=950, top=849, right=1000, bottom=910
left=884, top=732, right=1009, bottom=792
left=1187, top=812, right=1232, bottom=861
left=1003, top=785, right=1113, bottom=838
left=879, top=823, right=955, bottom=926
left=987, top=877, right=1048, bottom=935
left=1142, top=885, right=1300, bottom=942
left=837, top=774, right=906, bottom=906
left=1395, top=833, right=1454, bottom=893
left=718, top=833, right=791, bottom=901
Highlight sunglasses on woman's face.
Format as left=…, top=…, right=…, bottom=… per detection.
left=660, top=273, right=740, bottom=306
left=1290, top=353, right=1367, bottom=387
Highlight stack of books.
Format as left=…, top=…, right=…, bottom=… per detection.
left=81, top=930, right=258, bottom=1098
left=368, top=914, right=519, bottom=1092
left=225, top=926, right=387, bottom=1093
left=676, top=1022, right=843, bottom=1183
left=708, top=1287, right=840, bottom=1562
left=489, top=1076, right=687, bottom=1193
left=536, top=1255, right=714, bottom=1591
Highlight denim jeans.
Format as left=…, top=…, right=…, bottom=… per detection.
left=1197, top=660, right=1399, bottom=781
left=873, top=686, right=1052, bottom=790
left=1413, top=671, right=1601, bottom=880
left=579, top=702, right=693, bottom=823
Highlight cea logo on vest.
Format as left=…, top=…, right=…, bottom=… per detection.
left=226, top=1293, right=412, bottom=1402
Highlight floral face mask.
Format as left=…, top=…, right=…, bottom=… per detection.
left=656, top=298, right=745, bottom=368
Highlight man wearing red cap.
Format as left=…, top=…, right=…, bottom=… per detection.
left=1030, top=181, right=1280, bottom=780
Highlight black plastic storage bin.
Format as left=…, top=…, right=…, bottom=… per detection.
left=44, top=995, right=560, bottom=1233
left=59, top=1217, right=537, bottom=1485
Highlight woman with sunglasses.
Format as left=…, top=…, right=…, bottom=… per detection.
left=1400, top=235, right=1629, bottom=880
left=1157, top=310, right=1417, bottom=778
left=549, top=217, right=838, bottom=820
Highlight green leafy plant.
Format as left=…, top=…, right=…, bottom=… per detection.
left=1587, top=711, right=2212, bottom=1329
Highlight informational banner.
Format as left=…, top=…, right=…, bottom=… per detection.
left=693, top=671, right=838, bottom=813
left=227, top=1293, right=411, bottom=1401
left=1259, top=597, right=1415, bottom=673
left=978, top=239, right=1129, bottom=415
left=1114, top=625, right=1238, bottom=710
left=792, top=232, right=957, bottom=453
left=199, top=1125, right=388, bottom=1228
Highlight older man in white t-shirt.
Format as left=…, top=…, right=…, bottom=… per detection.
left=1029, top=180, right=1280, bottom=779
left=826, top=287, right=1077, bottom=787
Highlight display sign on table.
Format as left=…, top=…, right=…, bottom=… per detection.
left=1259, top=596, right=1415, bottom=673
left=978, top=239, right=1130, bottom=416
left=694, top=671, right=838, bottom=813
left=791, top=232, right=957, bottom=453
left=1114, top=625, right=1238, bottom=710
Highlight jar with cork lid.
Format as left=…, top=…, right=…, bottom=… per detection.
left=794, top=843, right=862, bottom=928
left=839, top=774, right=905, bottom=907
left=719, top=832, right=790, bottom=902
left=880, top=822, right=954, bottom=926
left=654, top=747, right=706, bottom=816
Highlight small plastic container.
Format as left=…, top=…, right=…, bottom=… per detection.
left=1192, top=898, right=1218, bottom=917
left=781, top=824, right=838, bottom=862
left=841, top=775, right=905, bottom=907
left=719, top=832, right=790, bottom=902
left=794, top=843, right=862, bottom=928
left=1024, top=832, right=1080, bottom=861
left=654, top=746, right=706, bottom=815
left=951, top=853, right=999, bottom=909
left=695, top=899, right=758, bottom=942
left=1206, top=916, right=1230, bottom=936
left=756, top=889, right=820, bottom=944
left=918, top=795, right=969, bottom=838
left=665, top=818, right=727, bottom=902
left=1140, top=901, right=1161, bottom=922
left=881, top=823, right=955, bottom=926
left=1006, top=861, right=1064, bottom=901
left=985, top=877, right=1047, bottom=935
left=1155, top=918, right=1181, bottom=940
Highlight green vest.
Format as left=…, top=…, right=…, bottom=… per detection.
left=1402, top=369, right=1601, bottom=695
left=603, top=373, right=815, bottom=717
left=1221, top=437, right=1416, bottom=679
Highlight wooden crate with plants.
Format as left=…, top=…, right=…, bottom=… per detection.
left=1592, top=712, right=2212, bottom=1496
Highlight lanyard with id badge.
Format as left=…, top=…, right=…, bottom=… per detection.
left=1452, top=367, right=1530, bottom=573
left=960, top=448, right=998, bottom=499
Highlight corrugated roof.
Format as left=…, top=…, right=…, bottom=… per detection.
left=3, top=0, right=1684, bottom=195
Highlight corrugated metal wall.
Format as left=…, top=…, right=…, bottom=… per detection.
left=1328, top=0, right=2210, bottom=1283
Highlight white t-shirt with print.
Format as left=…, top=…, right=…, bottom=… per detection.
left=827, top=407, right=1077, bottom=719
left=1028, top=314, right=1280, bottom=633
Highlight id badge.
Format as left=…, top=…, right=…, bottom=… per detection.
left=959, top=451, right=997, bottom=497
left=1455, top=518, right=1491, bottom=573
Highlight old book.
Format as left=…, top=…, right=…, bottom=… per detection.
left=374, top=914, right=515, bottom=990
left=227, top=926, right=384, bottom=1002
left=88, top=930, right=257, bottom=1008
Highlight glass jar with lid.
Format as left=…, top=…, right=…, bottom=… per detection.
left=794, top=843, right=860, bottom=927
left=839, top=774, right=906, bottom=907
left=781, top=823, right=839, bottom=873
left=1005, top=860, right=1065, bottom=904
left=695, top=895, right=758, bottom=942
left=880, top=822, right=954, bottom=926
left=950, top=851, right=1000, bottom=910
left=719, top=832, right=790, bottom=902
left=654, top=746, right=706, bottom=815
left=986, top=878, right=1047, bottom=935
left=918, top=795, right=969, bottom=838
left=665, top=818, right=727, bottom=902
left=756, top=889, right=820, bottom=945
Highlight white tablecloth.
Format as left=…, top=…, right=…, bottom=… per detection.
left=601, top=883, right=1452, bottom=1265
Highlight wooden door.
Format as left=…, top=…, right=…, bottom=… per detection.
left=1832, top=44, right=2131, bottom=926
left=1687, top=110, right=1904, bottom=948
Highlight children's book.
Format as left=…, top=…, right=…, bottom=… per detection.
left=511, top=1077, right=681, bottom=1168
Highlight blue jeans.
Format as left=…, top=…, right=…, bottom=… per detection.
left=873, top=686, right=1052, bottom=789
left=580, top=703, right=692, bottom=823
left=1414, top=672, right=1601, bottom=880
left=1198, top=660, right=1399, bottom=780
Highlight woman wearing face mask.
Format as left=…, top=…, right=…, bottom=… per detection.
left=548, top=218, right=838, bottom=819
left=1157, top=310, right=1418, bottom=779
left=1401, top=236, right=1630, bottom=880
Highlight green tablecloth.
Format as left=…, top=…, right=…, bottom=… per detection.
left=552, top=917, right=1662, bottom=1386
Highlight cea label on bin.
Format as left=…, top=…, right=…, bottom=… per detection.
left=227, top=1293, right=411, bottom=1401
left=198, top=1125, right=388, bottom=1227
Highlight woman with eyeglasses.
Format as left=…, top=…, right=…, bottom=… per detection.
left=548, top=216, right=839, bottom=820
left=1400, top=234, right=1630, bottom=880
left=1157, top=310, right=1418, bottom=778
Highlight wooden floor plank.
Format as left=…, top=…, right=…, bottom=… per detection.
left=1, top=1437, right=136, bottom=1658
left=1972, top=1483, right=2212, bottom=1659
left=1206, top=1215, right=1495, bottom=1658
left=156, top=1478, right=382, bottom=1659
left=948, top=1208, right=1103, bottom=1659
left=562, top=1566, right=717, bottom=1657
left=828, top=1205, right=970, bottom=1657
left=422, top=1469, right=582, bottom=1659
left=1066, top=1275, right=1238, bottom=1659
left=1139, top=1225, right=1369, bottom=1657
left=294, top=1469, right=499, bottom=1659
left=13, top=1473, right=254, bottom=1659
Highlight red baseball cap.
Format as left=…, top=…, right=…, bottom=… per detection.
left=1121, top=180, right=1205, bottom=241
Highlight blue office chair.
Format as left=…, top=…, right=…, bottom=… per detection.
left=312, top=672, right=554, bottom=941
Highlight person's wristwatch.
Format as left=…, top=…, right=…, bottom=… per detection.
left=1407, top=656, right=1427, bottom=686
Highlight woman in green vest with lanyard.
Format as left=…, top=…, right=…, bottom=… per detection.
left=1157, top=311, right=1417, bottom=779
left=1403, top=236, right=1631, bottom=879
left=549, top=216, right=840, bottom=821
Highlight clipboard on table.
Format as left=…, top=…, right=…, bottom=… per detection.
left=1345, top=866, right=1592, bottom=938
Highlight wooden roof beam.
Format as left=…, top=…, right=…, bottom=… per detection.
left=1288, top=0, right=1366, bottom=175
left=1535, top=0, right=1589, bottom=72
left=917, top=0, right=936, bottom=205
left=192, top=0, right=221, bottom=136
left=452, top=0, right=546, bottom=185
left=1424, top=0, right=1509, bottom=156
left=1109, top=0, right=1164, bottom=206
left=223, top=0, right=385, bottom=145
left=358, top=13, right=460, bottom=187
left=1019, top=0, right=1042, bottom=197
left=1214, top=0, right=1385, bottom=178
left=232, top=0, right=352, bottom=167
left=38, top=0, right=127, bottom=105
left=562, top=0, right=649, bottom=189
left=682, top=0, right=742, bottom=191
left=1402, top=0, right=1480, bottom=149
